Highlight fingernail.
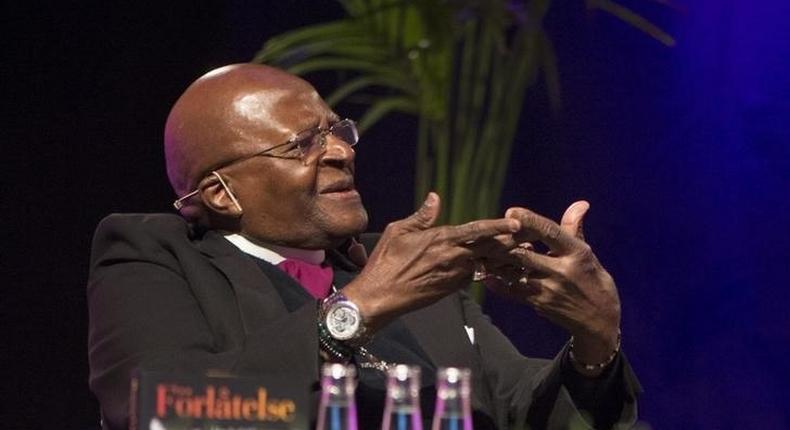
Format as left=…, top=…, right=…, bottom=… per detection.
left=508, top=219, right=521, bottom=232
left=424, top=192, right=437, bottom=207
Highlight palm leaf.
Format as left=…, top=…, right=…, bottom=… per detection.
left=587, top=0, right=676, bottom=46
left=269, top=40, right=393, bottom=67
left=254, top=21, right=359, bottom=62
left=325, top=75, right=418, bottom=106
left=356, top=96, right=418, bottom=133
left=283, top=57, right=402, bottom=78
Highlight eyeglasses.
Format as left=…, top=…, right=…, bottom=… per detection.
left=173, top=118, right=359, bottom=210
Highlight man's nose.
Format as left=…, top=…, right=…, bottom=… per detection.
left=319, top=133, right=355, bottom=166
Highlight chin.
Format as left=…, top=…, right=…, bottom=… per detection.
left=324, top=208, right=369, bottom=245
left=339, top=209, right=369, bottom=235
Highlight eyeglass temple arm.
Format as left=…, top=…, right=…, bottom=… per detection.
left=172, top=171, right=242, bottom=212
left=173, top=189, right=199, bottom=210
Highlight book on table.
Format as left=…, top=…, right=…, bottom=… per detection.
left=130, top=370, right=310, bottom=430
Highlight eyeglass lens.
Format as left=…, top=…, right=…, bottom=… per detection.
left=295, top=120, right=358, bottom=158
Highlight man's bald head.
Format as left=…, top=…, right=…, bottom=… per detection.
left=164, top=63, right=323, bottom=199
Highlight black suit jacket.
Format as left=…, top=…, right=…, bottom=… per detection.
left=87, top=214, right=641, bottom=430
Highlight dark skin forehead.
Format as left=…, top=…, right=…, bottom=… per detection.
left=164, top=64, right=336, bottom=196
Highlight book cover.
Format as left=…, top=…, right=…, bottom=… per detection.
left=130, top=370, right=310, bottom=430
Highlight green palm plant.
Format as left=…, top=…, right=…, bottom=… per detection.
left=254, top=0, right=673, bottom=223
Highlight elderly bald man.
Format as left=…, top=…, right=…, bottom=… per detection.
left=87, top=64, right=640, bottom=430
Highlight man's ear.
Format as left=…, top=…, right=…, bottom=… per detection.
left=198, top=172, right=243, bottom=217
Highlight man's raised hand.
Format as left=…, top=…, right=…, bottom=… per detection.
left=494, top=202, right=621, bottom=374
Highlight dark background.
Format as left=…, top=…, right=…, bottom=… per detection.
left=4, top=1, right=789, bottom=428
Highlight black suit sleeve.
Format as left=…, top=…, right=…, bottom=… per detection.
left=87, top=215, right=320, bottom=430
left=458, top=291, right=642, bottom=429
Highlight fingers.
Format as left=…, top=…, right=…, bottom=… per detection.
left=446, top=218, right=521, bottom=244
left=397, top=192, right=441, bottom=232
left=512, top=246, right=556, bottom=273
left=505, top=206, right=582, bottom=255
left=481, top=265, right=560, bottom=317
left=560, top=200, right=589, bottom=240
left=482, top=273, right=540, bottom=304
left=464, top=233, right=519, bottom=260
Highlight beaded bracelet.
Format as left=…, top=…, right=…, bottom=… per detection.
left=317, top=319, right=354, bottom=361
left=568, top=329, right=622, bottom=371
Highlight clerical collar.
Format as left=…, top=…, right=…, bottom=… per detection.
left=223, top=234, right=325, bottom=265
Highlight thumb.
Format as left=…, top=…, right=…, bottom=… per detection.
left=400, top=192, right=441, bottom=232
left=560, top=200, right=590, bottom=240
left=347, top=237, right=368, bottom=267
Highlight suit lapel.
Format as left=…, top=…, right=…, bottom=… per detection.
left=195, top=231, right=290, bottom=336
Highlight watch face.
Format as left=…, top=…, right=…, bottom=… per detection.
left=326, top=304, right=360, bottom=340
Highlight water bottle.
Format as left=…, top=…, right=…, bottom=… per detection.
left=316, top=363, right=358, bottom=430
left=431, top=367, right=472, bottom=430
left=381, top=364, right=423, bottom=430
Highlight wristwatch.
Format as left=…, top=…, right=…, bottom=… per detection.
left=320, top=291, right=371, bottom=348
